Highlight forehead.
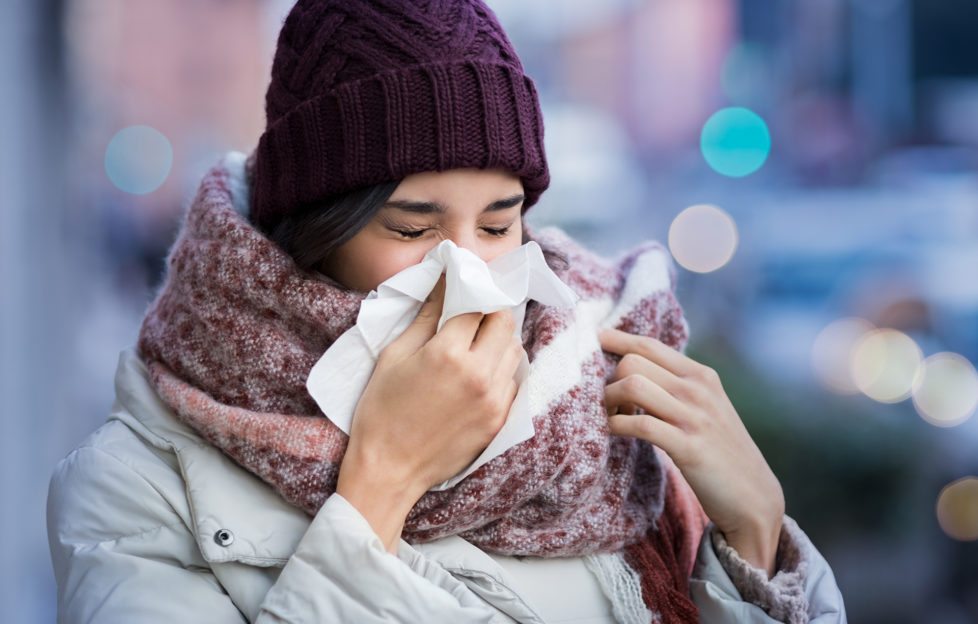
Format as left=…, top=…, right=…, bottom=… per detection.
left=389, top=168, right=522, bottom=202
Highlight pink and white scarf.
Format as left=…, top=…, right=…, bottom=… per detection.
left=138, top=156, right=692, bottom=559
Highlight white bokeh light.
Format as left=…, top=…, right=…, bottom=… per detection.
left=668, top=204, right=739, bottom=273
left=850, top=329, right=923, bottom=403
left=811, top=317, right=877, bottom=394
left=936, top=477, right=978, bottom=542
left=912, top=352, right=978, bottom=427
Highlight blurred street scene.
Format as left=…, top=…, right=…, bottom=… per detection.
left=3, top=0, right=976, bottom=621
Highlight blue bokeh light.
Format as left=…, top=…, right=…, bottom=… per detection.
left=105, top=125, right=173, bottom=194
left=700, top=107, right=771, bottom=178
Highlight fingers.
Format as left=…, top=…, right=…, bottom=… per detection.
left=608, top=413, right=682, bottom=455
left=389, top=277, right=522, bottom=380
left=610, top=351, right=677, bottom=394
left=391, top=276, right=447, bottom=355
left=472, top=309, right=516, bottom=355
left=489, top=331, right=524, bottom=388
left=604, top=374, right=685, bottom=425
left=434, top=306, right=516, bottom=359
left=432, top=312, right=485, bottom=349
left=599, top=328, right=694, bottom=377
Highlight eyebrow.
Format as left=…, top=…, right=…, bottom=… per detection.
left=382, top=194, right=525, bottom=214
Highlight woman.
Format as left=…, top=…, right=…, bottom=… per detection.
left=47, top=1, right=846, bottom=622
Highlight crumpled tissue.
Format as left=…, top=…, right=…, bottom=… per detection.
left=307, top=240, right=579, bottom=489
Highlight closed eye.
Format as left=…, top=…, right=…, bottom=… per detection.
left=482, top=226, right=511, bottom=237
left=392, top=228, right=429, bottom=239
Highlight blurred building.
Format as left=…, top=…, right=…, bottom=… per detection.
left=64, top=0, right=276, bottom=289
left=4, top=1, right=977, bottom=622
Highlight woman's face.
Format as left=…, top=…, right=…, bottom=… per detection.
left=324, top=168, right=525, bottom=292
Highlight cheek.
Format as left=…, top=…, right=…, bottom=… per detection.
left=338, top=241, right=431, bottom=291
left=368, top=246, right=429, bottom=284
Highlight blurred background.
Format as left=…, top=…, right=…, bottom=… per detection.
left=3, top=0, right=977, bottom=621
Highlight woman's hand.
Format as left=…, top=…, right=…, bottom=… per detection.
left=600, top=328, right=785, bottom=577
left=336, top=278, right=523, bottom=552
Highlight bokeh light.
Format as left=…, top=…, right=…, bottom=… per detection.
left=912, top=352, right=978, bottom=427
left=936, top=477, right=978, bottom=542
left=104, top=125, right=173, bottom=195
left=667, top=204, right=739, bottom=273
left=700, top=107, right=771, bottom=177
left=850, top=329, right=923, bottom=403
left=811, top=317, right=877, bottom=394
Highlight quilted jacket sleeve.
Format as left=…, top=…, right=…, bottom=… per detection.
left=691, top=517, right=847, bottom=623
left=47, top=424, right=509, bottom=624
left=257, top=495, right=511, bottom=623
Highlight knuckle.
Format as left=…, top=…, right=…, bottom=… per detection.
left=696, top=363, right=721, bottom=385
left=497, top=310, right=516, bottom=333
left=622, top=374, right=646, bottom=397
left=619, top=353, right=642, bottom=374
left=464, top=367, right=492, bottom=397
left=424, top=343, right=461, bottom=369
left=636, top=416, right=657, bottom=439
left=489, top=380, right=518, bottom=418
left=675, top=377, right=705, bottom=403
left=686, top=383, right=710, bottom=405
left=634, top=335, right=656, bottom=356
left=670, top=378, right=690, bottom=400
left=485, top=393, right=506, bottom=419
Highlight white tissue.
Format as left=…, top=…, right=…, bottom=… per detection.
left=306, top=240, right=578, bottom=490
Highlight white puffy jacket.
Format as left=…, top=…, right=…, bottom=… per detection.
left=47, top=349, right=847, bottom=623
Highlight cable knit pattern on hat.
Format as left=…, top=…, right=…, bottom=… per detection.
left=252, top=0, right=548, bottom=233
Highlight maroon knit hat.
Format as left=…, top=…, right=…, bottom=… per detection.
left=251, top=0, right=549, bottom=233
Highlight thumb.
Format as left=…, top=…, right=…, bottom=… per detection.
left=389, top=275, right=445, bottom=355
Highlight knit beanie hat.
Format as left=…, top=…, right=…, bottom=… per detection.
left=251, top=0, right=549, bottom=234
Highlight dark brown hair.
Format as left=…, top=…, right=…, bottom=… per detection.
left=265, top=180, right=401, bottom=274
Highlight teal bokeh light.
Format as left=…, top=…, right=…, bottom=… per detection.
left=105, top=125, right=173, bottom=194
left=700, top=107, right=771, bottom=178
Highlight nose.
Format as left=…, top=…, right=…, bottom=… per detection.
left=448, top=231, right=483, bottom=259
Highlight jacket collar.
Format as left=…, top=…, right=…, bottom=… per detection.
left=110, top=347, right=311, bottom=565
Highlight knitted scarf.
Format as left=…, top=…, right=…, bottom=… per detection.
left=138, top=156, right=704, bottom=621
